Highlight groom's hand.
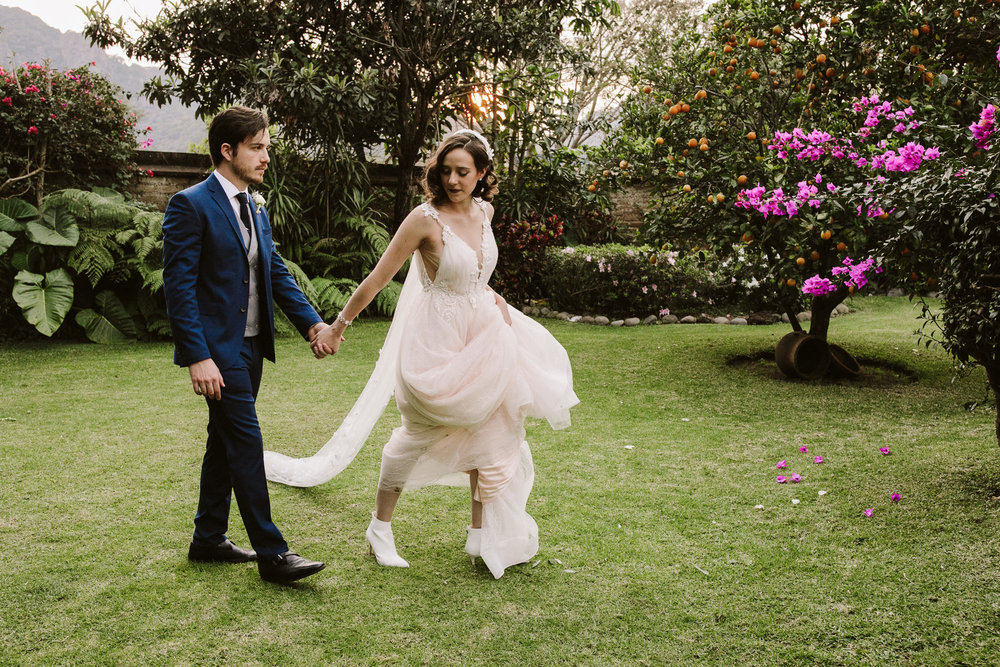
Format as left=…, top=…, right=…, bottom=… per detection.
left=189, top=358, right=225, bottom=400
left=308, top=322, right=345, bottom=359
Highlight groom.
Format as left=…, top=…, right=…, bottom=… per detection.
left=162, top=106, right=327, bottom=584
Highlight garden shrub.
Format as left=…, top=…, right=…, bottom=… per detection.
left=492, top=211, right=565, bottom=305
left=541, top=243, right=744, bottom=319
left=0, top=62, right=149, bottom=202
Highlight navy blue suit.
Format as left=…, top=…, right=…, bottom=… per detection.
left=162, top=174, right=321, bottom=557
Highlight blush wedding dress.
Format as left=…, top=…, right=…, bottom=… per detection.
left=265, top=199, right=578, bottom=578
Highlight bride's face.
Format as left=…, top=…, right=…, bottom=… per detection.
left=440, top=148, right=485, bottom=204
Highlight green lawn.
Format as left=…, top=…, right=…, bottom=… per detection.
left=1, top=296, right=998, bottom=665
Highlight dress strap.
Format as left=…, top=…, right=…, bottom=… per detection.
left=421, top=202, right=443, bottom=227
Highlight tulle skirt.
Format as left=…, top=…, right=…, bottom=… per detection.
left=377, top=289, right=578, bottom=578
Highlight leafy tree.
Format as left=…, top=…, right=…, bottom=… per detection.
left=83, top=0, right=617, bottom=223
left=0, top=62, right=149, bottom=206
left=601, top=0, right=999, bottom=353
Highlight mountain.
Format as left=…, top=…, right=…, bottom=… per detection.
left=0, top=5, right=205, bottom=152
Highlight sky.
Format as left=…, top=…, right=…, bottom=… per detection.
left=0, top=0, right=164, bottom=33
left=1, top=0, right=166, bottom=61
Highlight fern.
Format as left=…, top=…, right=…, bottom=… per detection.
left=67, top=228, right=117, bottom=287
left=311, top=276, right=357, bottom=317
left=44, top=189, right=134, bottom=229
left=375, top=279, right=403, bottom=316
left=282, top=257, right=322, bottom=307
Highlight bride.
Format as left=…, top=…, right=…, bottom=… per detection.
left=265, top=129, right=578, bottom=578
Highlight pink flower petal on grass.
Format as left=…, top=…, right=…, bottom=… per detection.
left=791, top=473, right=802, bottom=483
left=799, top=446, right=808, bottom=453
left=813, top=456, right=823, bottom=464
left=776, top=460, right=787, bottom=469
left=776, top=476, right=787, bottom=484
left=890, top=493, right=901, bottom=502
left=863, top=508, right=874, bottom=517
left=879, top=447, right=891, bottom=455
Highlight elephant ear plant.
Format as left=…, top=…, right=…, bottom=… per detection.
left=1, top=197, right=76, bottom=337
left=0, top=188, right=168, bottom=343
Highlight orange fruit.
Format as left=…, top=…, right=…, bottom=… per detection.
left=796, top=257, right=805, bottom=266
left=662, top=113, right=670, bottom=120
left=836, top=241, right=846, bottom=251
left=587, top=184, right=596, bottom=192
left=602, top=170, right=610, bottom=177
left=920, top=24, right=930, bottom=34
left=821, top=230, right=832, bottom=240
left=682, top=184, right=691, bottom=192
left=737, top=175, right=748, bottom=185
left=816, top=53, right=827, bottom=64
left=825, top=67, right=835, bottom=78
left=830, top=16, right=840, bottom=25
left=747, top=131, right=757, bottom=140
left=901, top=247, right=910, bottom=255
left=643, top=85, right=652, bottom=94
left=750, top=71, right=760, bottom=80
left=716, top=193, right=725, bottom=202
left=911, top=28, right=920, bottom=38
left=809, top=250, right=820, bottom=260
left=681, top=103, right=691, bottom=112
left=700, top=144, right=709, bottom=151
left=723, top=44, right=733, bottom=53
left=688, top=138, right=698, bottom=147
left=786, top=278, right=797, bottom=287
left=709, top=68, right=718, bottom=76
left=677, top=171, right=685, bottom=178
left=772, top=24, right=782, bottom=34
left=619, top=160, right=628, bottom=169
left=655, top=137, right=664, bottom=145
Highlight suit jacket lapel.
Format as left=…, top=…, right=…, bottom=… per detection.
left=206, top=175, right=249, bottom=256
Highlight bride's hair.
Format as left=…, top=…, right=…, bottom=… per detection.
left=422, top=132, right=499, bottom=205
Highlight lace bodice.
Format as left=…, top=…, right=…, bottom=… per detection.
left=418, top=200, right=497, bottom=316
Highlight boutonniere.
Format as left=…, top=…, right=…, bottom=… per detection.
left=251, top=191, right=266, bottom=213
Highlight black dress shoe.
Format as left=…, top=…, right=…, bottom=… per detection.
left=188, top=539, right=257, bottom=563
left=258, top=551, right=325, bottom=583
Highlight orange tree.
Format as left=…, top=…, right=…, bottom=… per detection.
left=598, top=0, right=1000, bottom=343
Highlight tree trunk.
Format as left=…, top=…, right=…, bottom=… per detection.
left=985, top=362, right=1000, bottom=449
left=808, top=294, right=839, bottom=341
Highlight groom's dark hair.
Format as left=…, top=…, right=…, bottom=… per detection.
left=208, top=106, right=269, bottom=167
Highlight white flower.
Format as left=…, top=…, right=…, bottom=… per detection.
left=791, top=499, right=800, bottom=505
left=251, top=191, right=266, bottom=213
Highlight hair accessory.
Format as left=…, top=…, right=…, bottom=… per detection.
left=451, top=128, right=494, bottom=162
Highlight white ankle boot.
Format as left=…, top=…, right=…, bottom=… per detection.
left=465, top=526, right=482, bottom=562
left=366, top=512, right=409, bottom=568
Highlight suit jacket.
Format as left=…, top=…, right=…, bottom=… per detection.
left=162, top=174, right=320, bottom=369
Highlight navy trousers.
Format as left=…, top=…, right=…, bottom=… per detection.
left=192, top=336, right=288, bottom=557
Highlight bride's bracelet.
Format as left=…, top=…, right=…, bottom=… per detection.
left=335, top=312, right=353, bottom=327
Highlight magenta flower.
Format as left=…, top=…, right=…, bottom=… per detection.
left=776, top=460, right=787, bottom=469
left=1, top=96, right=11, bottom=106
left=27, top=126, right=38, bottom=135
left=791, top=473, right=802, bottom=483
left=776, top=475, right=787, bottom=484
left=813, top=456, right=823, bottom=464
left=23, top=84, right=39, bottom=93
left=802, top=275, right=838, bottom=296
left=890, top=493, right=901, bottom=502
left=799, top=446, right=808, bottom=453
left=879, top=447, right=891, bottom=455
left=863, top=508, right=874, bottom=517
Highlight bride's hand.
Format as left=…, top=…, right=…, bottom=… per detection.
left=493, top=291, right=513, bottom=326
left=310, top=323, right=345, bottom=359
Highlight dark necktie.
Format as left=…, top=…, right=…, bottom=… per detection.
left=235, top=192, right=253, bottom=235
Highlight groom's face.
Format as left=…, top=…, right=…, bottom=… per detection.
left=224, top=129, right=270, bottom=187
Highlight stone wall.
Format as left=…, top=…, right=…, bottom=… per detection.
left=608, top=184, right=654, bottom=231
left=131, top=151, right=213, bottom=211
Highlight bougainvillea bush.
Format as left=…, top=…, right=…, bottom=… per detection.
left=0, top=62, right=150, bottom=202
left=541, top=243, right=744, bottom=319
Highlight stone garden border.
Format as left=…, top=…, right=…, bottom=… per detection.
left=519, top=303, right=851, bottom=327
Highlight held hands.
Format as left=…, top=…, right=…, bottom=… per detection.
left=309, top=321, right=345, bottom=359
left=189, top=358, right=225, bottom=400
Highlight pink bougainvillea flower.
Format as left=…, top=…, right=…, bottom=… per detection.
left=1, top=96, right=11, bottom=106
left=879, top=447, right=891, bottom=455
left=890, top=493, right=901, bottom=502
left=799, top=446, right=808, bottom=453
left=776, top=475, right=787, bottom=484
left=27, top=126, right=38, bottom=135
left=863, top=508, right=874, bottom=517
left=813, top=456, right=823, bottom=464
left=776, top=460, right=787, bottom=469
left=791, top=473, right=802, bottom=483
